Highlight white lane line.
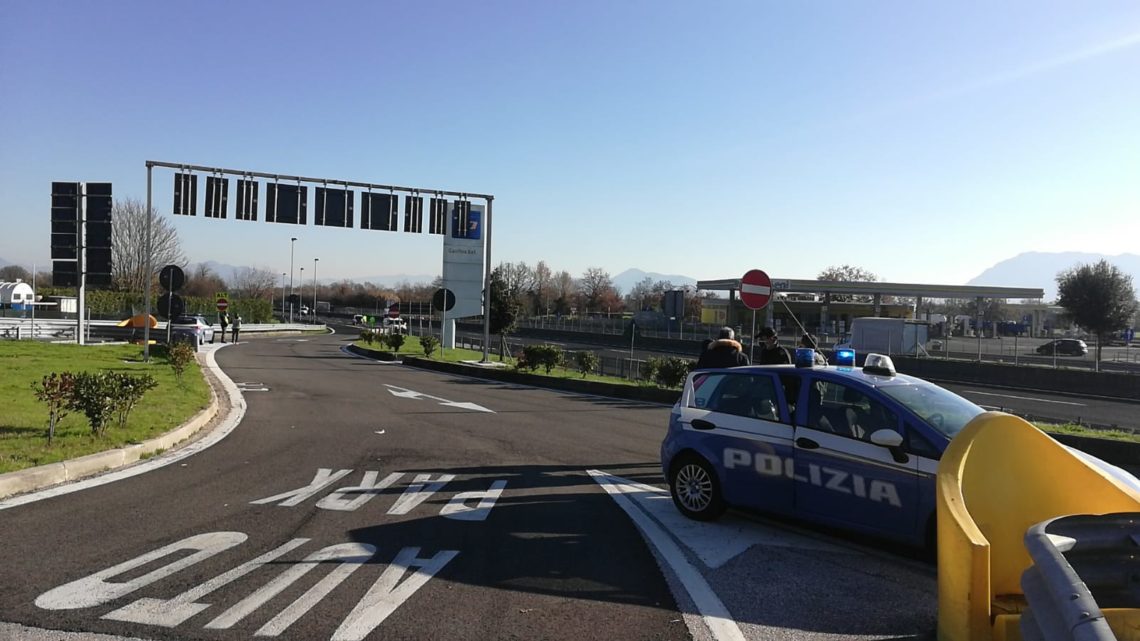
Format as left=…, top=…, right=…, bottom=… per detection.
left=962, top=390, right=1086, bottom=406
left=589, top=470, right=746, bottom=641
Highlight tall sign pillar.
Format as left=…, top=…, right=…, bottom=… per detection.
left=441, top=200, right=486, bottom=349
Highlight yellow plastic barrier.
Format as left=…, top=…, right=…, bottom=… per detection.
left=117, top=314, right=157, bottom=328
left=937, top=411, right=1140, bottom=641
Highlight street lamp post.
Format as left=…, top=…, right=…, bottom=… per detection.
left=299, top=267, right=305, bottom=319
left=313, top=258, right=319, bottom=322
left=289, top=237, right=297, bottom=323
left=280, top=272, right=286, bottom=319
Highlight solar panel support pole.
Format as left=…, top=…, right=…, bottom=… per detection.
left=77, top=183, right=87, bottom=346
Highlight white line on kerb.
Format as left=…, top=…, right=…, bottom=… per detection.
left=588, top=470, right=746, bottom=641
left=963, top=390, right=1085, bottom=406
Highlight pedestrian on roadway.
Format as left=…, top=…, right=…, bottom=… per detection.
left=695, top=327, right=750, bottom=369
left=218, top=311, right=229, bottom=343
left=231, top=315, right=242, bottom=343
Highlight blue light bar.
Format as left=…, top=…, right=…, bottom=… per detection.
left=794, top=348, right=816, bottom=368
left=835, top=348, right=856, bottom=367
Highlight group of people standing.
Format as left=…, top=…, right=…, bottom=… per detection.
left=695, top=326, right=826, bottom=369
left=217, top=312, right=242, bottom=343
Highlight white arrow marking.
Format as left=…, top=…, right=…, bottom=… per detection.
left=384, top=385, right=494, bottom=413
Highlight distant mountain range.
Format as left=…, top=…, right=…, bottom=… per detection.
left=197, top=261, right=435, bottom=288
left=611, top=268, right=698, bottom=294
left=966, top=252, right=1140, bottom=302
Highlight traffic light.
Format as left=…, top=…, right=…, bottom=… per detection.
left=85, top=183, right=113, bottom=287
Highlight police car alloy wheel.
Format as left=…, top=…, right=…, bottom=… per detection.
left=669, top=455, right=725, bottom=521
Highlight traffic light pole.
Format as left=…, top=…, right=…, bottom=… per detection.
left=77, top=183, right=87, bottom=346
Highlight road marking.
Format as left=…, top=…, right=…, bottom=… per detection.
left=384, top=384, right=494, bottom=413
left=237, top=382, right=270, bottom=392
left=963, top=390, right=1086, bottom=406
left=589, top=470, right=746, bottom=641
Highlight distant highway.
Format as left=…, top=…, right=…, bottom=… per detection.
left=333, top=320, right=1139, bottom=432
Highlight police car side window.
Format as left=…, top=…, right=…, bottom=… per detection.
left=808, top=381, right=897, bottom=442
left=688, top=373, right=722, bottom=410
left=700, top=374, right=780, bottom=420
left=904, top=422, right=941, bottom=459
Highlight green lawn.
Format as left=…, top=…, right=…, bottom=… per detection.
left=0, top=342, right=211, bottom=474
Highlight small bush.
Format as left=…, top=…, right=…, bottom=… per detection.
left=385, top=333, right=407, bottom=352
left=69, top=372, right=119, bottom=436
left=167, top=341, right=195, bottom=383
left=523, top=344, right=563, bottom=374
left=31, top=372, right=76, bottom=444
left=642, top=357, right=661, bottom=383
left=360, top=330, right=375, bottom=346
left=653, top=356, right=692, bottom=388
left=420, top=335, right=440, bottom=357
left=110, top=372, right=157, bottom=431
left=574, top=351, right=599, bottom=378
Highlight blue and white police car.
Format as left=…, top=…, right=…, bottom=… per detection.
left=660, top=350, right=982, bottom=550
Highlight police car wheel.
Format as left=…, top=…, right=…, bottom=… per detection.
left=669, top=455, right=725, bottom=521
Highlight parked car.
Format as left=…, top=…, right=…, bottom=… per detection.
left=169, top=315, right=215, bottom=346
left=662, top=354, right=986, bottom=550
left=1035, top=339, right=1088, bottom=356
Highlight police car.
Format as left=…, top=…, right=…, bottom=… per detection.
left=660, top=350, right=982, bottom=550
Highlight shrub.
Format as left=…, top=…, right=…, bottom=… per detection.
left=385, top=332, right=407, bottom=352
left=360, top=330, right=375, bottom=346
left=512, top=348, right=528, bottom=371
left=31, top=372, right=75, bottom=444
left=420, top=335, right=440, bottom=357
left=574, top=351, right=599, bottom=378
left=523, top=344, right=563, bottom=374
left=69, top=372, right=119, bottom=436
left=110, top=372, right=157, bottom=431
left=653, top=356, right=692, bottom=388
left=167, top=341, right=195, bottom=383
left=642, top=357, right=661, bottom=383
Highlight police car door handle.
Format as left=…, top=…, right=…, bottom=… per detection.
left=691, top=419, right=717, bottom=431
left=796, top=437, right=819, bottom=449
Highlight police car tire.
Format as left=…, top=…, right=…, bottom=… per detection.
left=669, top=455, right=725, bottom=521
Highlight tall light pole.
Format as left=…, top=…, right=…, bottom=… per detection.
left=289, top=237, right=297, bottom=323
left=313, top=258, right=319, bottom=322
left=280, top=272, right=286, bottom=319
left=299, top=267, right=305, bottom=318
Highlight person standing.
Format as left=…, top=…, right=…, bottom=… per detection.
left=799, top=333, right=828, bottom=366
left=218, top=312, right=229, bottom=343
left=695, top=327, right=751, bottom=368
left=231, top=315, right=242, bottom=344
left=755, top=326, right=791, bottom=364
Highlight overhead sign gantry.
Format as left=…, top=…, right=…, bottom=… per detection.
left=142, top=161, right=494, bottom=360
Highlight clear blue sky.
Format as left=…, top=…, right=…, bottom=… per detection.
left=2, top=1, right=1137, bottom=289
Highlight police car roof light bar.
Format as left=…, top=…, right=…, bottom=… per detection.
left=863, top=353, right=896, bottom=376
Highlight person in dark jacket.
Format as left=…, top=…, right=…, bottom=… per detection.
left=696, top=327, right=751, bottom=369
left=755, top=326, right=791, bottom=364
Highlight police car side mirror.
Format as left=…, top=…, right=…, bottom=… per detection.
left=870, top=429, right=908, bottom=464
left=869, top=429, right=903, bottom=448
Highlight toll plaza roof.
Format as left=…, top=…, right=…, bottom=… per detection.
left=695, top=277, right=1044, bottom=300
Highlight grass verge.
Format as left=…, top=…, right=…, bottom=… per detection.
left=0, top=342, right=211, bottom=475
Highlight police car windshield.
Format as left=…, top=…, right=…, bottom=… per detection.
left=878, top=382, right=984, bottom=439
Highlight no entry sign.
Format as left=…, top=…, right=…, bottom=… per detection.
left=216, top=298, right=229, bottom=312
left=740, top=269, right=772, bottom=310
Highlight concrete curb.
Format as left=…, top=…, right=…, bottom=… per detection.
left=0, top=353, right=222, bottom=500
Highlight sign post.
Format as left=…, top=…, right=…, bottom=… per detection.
left=740, top=269, right=773, bottom=362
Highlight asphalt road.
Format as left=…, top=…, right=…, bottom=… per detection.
left=0, top=330, right=939, bottom=641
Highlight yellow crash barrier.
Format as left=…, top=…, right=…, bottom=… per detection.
left=936, top=411, right=1140, bottom=641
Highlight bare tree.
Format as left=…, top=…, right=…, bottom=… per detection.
left=184, top=264, right=227, bottom=299
left=553, top=270, right=576, bottom=315
left=817, top=264, right=879, bottom=303
left=0, top=265, right=31, bottom=281
left=532, top=261, right=555, bottom=316
left=578, top=267, right=616, bottom=311
left=232, top=266, right=278, bottom=301
left=112, top=198, right=185, bottom=293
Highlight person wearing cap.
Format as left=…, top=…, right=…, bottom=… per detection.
left=799, top=333, right=829, bottom=366
left=695, top=327, right=751, bottom=369
left=755, top=326, right=791, bottom=365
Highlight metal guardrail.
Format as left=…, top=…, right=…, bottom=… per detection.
left=0, top=319, right=324, bottom=343
left=1020, top=513, right=1140, bottom=641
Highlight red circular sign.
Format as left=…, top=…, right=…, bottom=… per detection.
left=740, top=269, right=772, bottom=310
left=216, top=298, right=229, bottom=312
left=388, top=303, right=400, bottom=319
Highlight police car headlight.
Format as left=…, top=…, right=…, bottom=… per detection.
left=862, top=353, right=896, bottom=377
